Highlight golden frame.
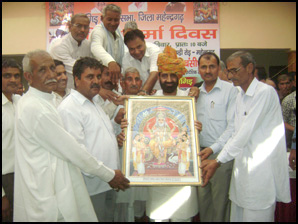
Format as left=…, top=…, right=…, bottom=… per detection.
left=123, top=96, right=202, bottom=186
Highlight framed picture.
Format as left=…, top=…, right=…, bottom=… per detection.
left=123, top=96, right=202, bottom=186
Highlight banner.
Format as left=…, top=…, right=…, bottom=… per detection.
left=46, top=2, right=220, bottom=87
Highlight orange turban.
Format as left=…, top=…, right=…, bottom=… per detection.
left=157, top=46, right=187, bottom=80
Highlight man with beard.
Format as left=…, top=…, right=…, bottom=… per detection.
left=58, top=57, right=129, bottom=222
left=147, top=110, right=175, bottom=165
left=146, top=46, right=200, bottom=222
left=53, top=60, right=70, bottom=106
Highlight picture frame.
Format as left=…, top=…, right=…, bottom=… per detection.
left=122, top=96, right=202, bottom=186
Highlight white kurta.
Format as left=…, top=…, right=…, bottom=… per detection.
left=90, top=23, right=123, bottom=66
left=14, top=87, right=115, bottom=222
left=58, top=89, right=120, bottom=195
left=217, top=78, right=291, bottom=210
left=146, top=88, right=198, bottom=220
left=49, top=33, right=92, bottom=89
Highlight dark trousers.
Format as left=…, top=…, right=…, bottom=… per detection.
left=2, top=173, right=14, bottom=222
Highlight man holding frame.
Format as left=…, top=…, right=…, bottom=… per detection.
left=120, top=46, right=201, bottom=222
left=196, top=52, right=238, bottom=222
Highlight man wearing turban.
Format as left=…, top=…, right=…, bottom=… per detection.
left=146, top=46, right=201, bottom=222
left=154, top=45, right=199, bottom=97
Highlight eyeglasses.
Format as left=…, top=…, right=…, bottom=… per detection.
left=227, top=67, right=242, bottom=76
left=73, top=23, right=89, bottom=30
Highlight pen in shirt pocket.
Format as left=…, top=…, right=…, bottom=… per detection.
left=211, top=101, right=215, bottom=108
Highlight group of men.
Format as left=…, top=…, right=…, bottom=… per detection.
left=2, top=3, right=295, bottom=223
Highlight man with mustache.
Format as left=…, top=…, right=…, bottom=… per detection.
left=14, top=51, right=129, bottom=222
left=196, top=52, right=238, bottom=222
left=49, top=13, right=92, bottom=90
left=201, top=51, right=291, bottom=222
left=90, top=4, right=124, bottom=86
left=113, top=67, right=150, bottom=222
left=58, top=57, right=129, bottom=222
left=97, top=65, right=129, bottom=120
left=53, top=60, right=70, bottom=106
left=146, top=46, right=200, bottom=222
left=277, top=73, right=293, bottom=103
left=2, top=58, right=22, bottom=222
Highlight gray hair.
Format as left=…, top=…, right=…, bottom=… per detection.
left=124, top=21, right=138, bottom=32
left=70, top=13, right=90, bottom=25
left=102, top=4, right=122, bottom=17
left=123, top=67, right=140, bottom=80
left=22, top=50, right=52, bottom=74
left=219, top=60, right=226, bottom=71
left=226, top=51, right=256, bottom=74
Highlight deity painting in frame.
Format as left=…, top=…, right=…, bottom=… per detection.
left=122, top=96, right=202, bottom=186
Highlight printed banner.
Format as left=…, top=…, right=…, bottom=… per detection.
left=46, top=2, right=220, bottom=87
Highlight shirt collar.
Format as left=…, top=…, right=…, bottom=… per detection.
left=2, top=93, right=10, bottom=105
left=243, top=77, right=258, bottom=97
left=144, top=42, right=150, bottom=58
left=69, top=33, right=85, bottom=47
left=70, top=89, right=98, bottom=105
left=200, top=77, right=222, bottom=93
left=28, top=86, right=55, bottom=101
left=101, top=23, right=120, bottom=40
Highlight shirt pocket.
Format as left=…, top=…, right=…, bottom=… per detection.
left=209, top=103, right=226, bottom=121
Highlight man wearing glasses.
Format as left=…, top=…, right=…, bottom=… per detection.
left=49, top=13, right=92, bottom=89
left=201, top=51, right=291, bottom=222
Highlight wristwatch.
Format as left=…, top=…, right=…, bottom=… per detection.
left=215, top=158, right=222, bottom=166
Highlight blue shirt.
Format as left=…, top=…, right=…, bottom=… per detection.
left=196, top=78, right=238, bottom=154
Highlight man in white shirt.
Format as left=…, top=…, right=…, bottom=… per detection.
left=123, top=29, right=161, bottom=94
left=196, top=52, right=238, bottom=222
left=49, top=13, right=92, bottom=89
left=97, top=66, right=124, bottom=120
left=114, top=67, right=149, bottom=222
left=58, top=57, right=125, bottom=222
left=90, top=4, right=124, bottom=86
left=53, top=60, right=70, bottom=107
left=14, top=50, right=129, bottom=222
left=201, top=51, right=291, bottom=222
left=2, top=59, right=22, bottom=222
